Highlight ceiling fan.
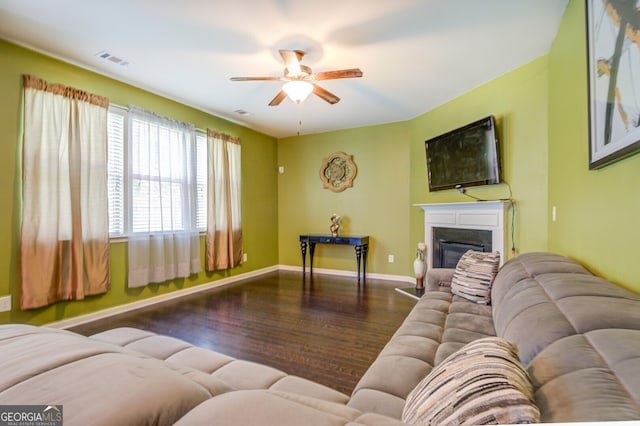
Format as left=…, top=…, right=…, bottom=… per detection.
left=230, top=49, right=363, bottom=106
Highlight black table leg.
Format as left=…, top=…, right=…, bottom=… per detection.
left=309, top=242, right=316, bottom=276
left=362, top=243, right=368, bottom=282
left=300, top=240, right=307, bottom=276
left=355, top=244, right=363, bottom=283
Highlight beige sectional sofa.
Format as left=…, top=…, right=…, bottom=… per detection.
left=351, top=252, right=640, bottom=422
left=1, top=252, right=639, bottom=424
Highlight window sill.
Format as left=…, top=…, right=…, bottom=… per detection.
left=109, top=231, right=206, bottom=244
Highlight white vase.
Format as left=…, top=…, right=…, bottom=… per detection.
left=413, top=257, right=426, bottom=290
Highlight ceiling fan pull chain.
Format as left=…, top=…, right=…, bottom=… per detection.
left=296, top=103, right=304, bottom=136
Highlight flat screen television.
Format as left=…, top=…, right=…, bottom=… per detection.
left=425, top=115, right=500, bottom=192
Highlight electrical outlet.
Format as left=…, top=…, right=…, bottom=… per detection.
left=388, top=255, right=395, bottom=263
left=242, top=253, right=248, bottom=262
left=0, top=295, right=11, bottom=312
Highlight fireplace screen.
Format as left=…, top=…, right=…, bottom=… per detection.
left=432, top=227, right=492, bottom=268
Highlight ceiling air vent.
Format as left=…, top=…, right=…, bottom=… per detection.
left=95, top=50, right=130, bottom=67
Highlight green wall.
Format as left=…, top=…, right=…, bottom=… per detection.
left=408, top=56, right=551, bottom=263
left=278, top=122, right=412, bottom=276
left=0, top=40, right=279, bottom=325
left=277, top=55, right=550, bottom=277
left=548, top=0, right=640, bottom=291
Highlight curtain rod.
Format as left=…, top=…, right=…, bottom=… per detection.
left=109, top=102, right=206, bottom=133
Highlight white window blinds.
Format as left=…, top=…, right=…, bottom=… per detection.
left=107, top=105, right=125, bottom=236
left=107, top=105, right=207, bottom=237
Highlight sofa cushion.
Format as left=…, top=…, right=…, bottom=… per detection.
left=491, top=252, right=640, bottom=365
left=269, top=376, right=350, bottom=404
left=402, top=337, right=539, bottom=425
left=451, top=250, right=500, bottom=304
left=174, top=390, right=406, bottom=426
left=527, top=329, right=640, bottom=422
left=90, top=326, right=349, bottom=404
left=434, top=295, right=495, bottom=365
left=347, top=389, right=406, bottom=420
left=348, top=292, right=453, bottom=418
left=349, top=290, right=496, bottom=419
left=91, top=327, right=236, bottom=372
left=0, top=325, right=213, bottom=426
left=490, top=252, right=591, bottom=311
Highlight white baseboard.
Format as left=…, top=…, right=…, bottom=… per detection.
left=47, top=265, right=278, bottom=330
left=278, top=265, right=414, bottom=284
left=47, top=265, right=414, bottom=329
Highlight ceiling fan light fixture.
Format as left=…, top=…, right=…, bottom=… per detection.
left=231, top=49, right=360, bottom=106
left=283, top=80, right=313, bottom=104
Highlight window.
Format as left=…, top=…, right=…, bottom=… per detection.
left=195, top=132, right=207, bottom=229
left=107, top=105, right=207, bottom=237
left=107, top=106, right=125, bottom=235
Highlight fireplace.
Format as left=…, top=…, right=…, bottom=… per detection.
left=432, top=227, right=492, bottom=268
left=415, top=201, right=510, bottom=270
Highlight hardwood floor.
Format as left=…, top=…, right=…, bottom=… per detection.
left=70, top=271, right=416, bottom=395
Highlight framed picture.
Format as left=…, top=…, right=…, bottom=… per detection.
left=586, top=0, right=640, bottom=169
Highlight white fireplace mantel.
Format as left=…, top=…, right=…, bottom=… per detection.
left=415, top=201, right=511, bottom=269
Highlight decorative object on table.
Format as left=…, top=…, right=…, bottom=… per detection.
left=413, top=242, right=427, bottom=290
left=586, top=0, right=640, bottom=169
left=329, top=213, right=341, bottom=237
left=319, top=151, right=357, bottom=192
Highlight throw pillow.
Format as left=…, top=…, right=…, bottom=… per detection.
left=401, top=337, right=539, bottom=425
left=451, top=250, right=500, bottom=304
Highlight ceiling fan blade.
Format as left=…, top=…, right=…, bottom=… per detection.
left=230, top=76, right=281, bottom=81
left=268, top=89, right=288, bottom=106
left=279, top=49, right=305, bottom=76
left=315, top=69, right=363, bottom=80
left=313, top=84, right=340, bottom=104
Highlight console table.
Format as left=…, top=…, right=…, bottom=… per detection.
left=299, top=235, right=369, bottom=283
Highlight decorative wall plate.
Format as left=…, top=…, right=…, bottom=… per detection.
left=320, top=151, right=357, bottom=192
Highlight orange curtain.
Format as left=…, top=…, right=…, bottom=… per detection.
left=21, top=75, right=110, bottom=309
left=205, top=130, right=243, bottom=271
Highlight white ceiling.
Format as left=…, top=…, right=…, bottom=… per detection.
left=0, top=0, right=568, bottom=138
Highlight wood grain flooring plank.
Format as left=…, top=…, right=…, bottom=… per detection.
left=70, top=271, right=416, bottom=395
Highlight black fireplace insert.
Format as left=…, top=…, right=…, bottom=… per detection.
left=432, top=227, right=492, bottom=268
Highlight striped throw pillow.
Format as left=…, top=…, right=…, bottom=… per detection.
left=402, top=337, right=540, bottom=425
left=451, top=250, right=500, bottom=304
